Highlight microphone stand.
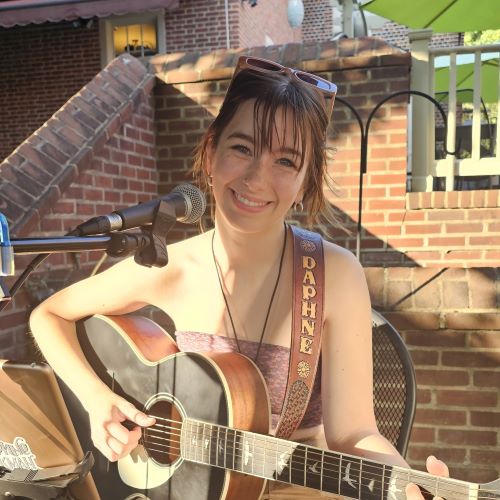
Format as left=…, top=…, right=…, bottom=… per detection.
left=0, top=200, right=177, bottom=306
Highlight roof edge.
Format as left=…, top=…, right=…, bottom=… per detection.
left=149, top=38, right=410, bottom=84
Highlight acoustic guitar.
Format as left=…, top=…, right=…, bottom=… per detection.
left=63, top=314, right=500, bottom=500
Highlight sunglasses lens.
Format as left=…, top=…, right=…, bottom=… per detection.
left=315, top=79, right=333, bottom=91
left=246, top=57, right=282, bottom=72
left=296, top=72, right=333, bottom=91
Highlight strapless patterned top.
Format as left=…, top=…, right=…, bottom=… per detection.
left=175, top=331, right=322, bottom=430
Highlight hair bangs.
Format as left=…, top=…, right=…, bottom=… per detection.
left=251, top=85, right=309, bottom=171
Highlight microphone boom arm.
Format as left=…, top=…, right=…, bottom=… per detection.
left=0, top=202, right=177, bottom=305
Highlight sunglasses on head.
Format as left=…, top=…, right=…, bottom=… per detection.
left=231, top=56, right=337, bottom=117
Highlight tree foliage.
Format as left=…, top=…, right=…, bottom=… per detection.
left=464, top=30, right=500, bottom=45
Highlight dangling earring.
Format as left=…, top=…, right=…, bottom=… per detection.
left=294, top=200, right=304, bottom=212
left=207, top=175, right=213, bottom=187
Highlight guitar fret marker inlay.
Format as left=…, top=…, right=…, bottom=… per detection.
left=277, top=452, right=288, bottom=475
left=389, top=477, right=402, bottom=500
left=368, top=478, right=375, bottom=492
left=343, top=462, right=357, bottom=488
left=309, top=461, right=320, bottom=474
left=244, top=440, right=252, bottom=466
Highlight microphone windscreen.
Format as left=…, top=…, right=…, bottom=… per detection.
left=172, top=184, right=207, bottom=224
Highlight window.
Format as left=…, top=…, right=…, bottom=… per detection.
left=114, top=22, right=157, bottom=57
left=99, top=11, right=166, bottom=66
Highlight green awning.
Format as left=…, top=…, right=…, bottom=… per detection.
left=434, top=53, right=499, bottom=103
left=362, top=0, right=500, bottom=32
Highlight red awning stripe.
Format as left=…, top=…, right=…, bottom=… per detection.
left=0, top=0, right=179, bottom=28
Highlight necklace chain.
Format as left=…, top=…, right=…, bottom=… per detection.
left=211, top=225, right=288, bottom=363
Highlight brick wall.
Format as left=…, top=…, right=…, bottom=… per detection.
left=164, top=0, right=299, bottom=54
left=153, top=77, right=217, bottom=242
left=0, top=55, right=157, bottom=359
left=370, top=21, right=464, bottom=50
left=366, top=267, right=499, bottom=482
left=239, top=0, right=300, bottom=47
left=302, top=0, right=333, bottom=43
left=0, top=1, right=299, bottom=163
left=0, top=21, right=101, bottom=162
left=164, top=0, right=239, bottom=53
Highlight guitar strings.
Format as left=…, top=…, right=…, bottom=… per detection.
left=138, top=431, right=457, bottom=500
left=140, top=431, right=453, bottom=500
left=145, top=434, right=402, bottom=496
left=144, top=417, right=496, bottom=499
left=144, top=417, right=442, bottom=491
left=132, top=417, right=475, bottom=500
left=137, top=430, right=499, bottom=500
left=138, top=437, right=433, bottom=500
left=141, top=426, right=481, bottom=500
left=141, top=417, right=472, bottom=500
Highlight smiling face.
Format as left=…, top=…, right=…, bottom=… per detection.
left=206, top=99, right=309, bottom=235
left=192, top=69, right=333, bottom=229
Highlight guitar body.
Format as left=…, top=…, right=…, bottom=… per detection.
left=63, top=315, right=270, bottom=500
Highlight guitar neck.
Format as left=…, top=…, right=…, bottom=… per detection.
left=180, top=419, right=479, bottom=500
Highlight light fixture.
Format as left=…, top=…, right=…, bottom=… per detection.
left=287, top=0, right=304, bottom=27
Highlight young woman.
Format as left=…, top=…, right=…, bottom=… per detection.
left=30, top=56, right=448, bottom=499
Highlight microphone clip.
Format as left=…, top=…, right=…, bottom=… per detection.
left=82, top=199, right=176, bottom=267
left=133, top=199, right=176, bottom=268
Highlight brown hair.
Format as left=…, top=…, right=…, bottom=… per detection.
left=192, top=68, right=339, bottom=228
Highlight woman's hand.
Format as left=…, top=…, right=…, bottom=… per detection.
left=86, top=390, right=156, bottom=462
left=406, top=456, right=450, bottom=499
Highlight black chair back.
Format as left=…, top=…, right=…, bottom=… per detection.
left=372, top=309, right=416, bottom=457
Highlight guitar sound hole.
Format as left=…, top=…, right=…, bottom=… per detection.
left=143, top=399, right=183, bottom=466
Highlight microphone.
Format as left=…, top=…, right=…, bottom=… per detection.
left=0, top=213, right=15, bottom=277
left=75, top=184, right=206, bottom=236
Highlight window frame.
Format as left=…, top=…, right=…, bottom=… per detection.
left=99, top=10, right=166, bottom=66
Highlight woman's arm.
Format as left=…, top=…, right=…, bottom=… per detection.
left=30, top=257, right=160, bottom=399
left=29, top=256, right=164, bottom=459
left=320, top=244, right=449, bottom=498
left=321, top=242, right=406, bottom=465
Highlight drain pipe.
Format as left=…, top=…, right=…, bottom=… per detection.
left=225, top=0, right=230, bottom=48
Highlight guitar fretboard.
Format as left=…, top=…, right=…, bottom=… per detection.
left=178, top=419, right=477, bottom=500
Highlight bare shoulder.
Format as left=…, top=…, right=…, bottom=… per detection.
left=64, top=230, right=206, bottom=293
left=322, top=240, right=371, bottom=316
left=323, top=240, right=366, bottom=284
left=125, top=230, right=211, bottom=291
left=167, top=230, right=210, bottom=257
left=166, top=230, right=212, bottom=271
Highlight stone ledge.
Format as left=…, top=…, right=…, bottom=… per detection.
left=406, top=190, right=500, bottom=210
left=149, top=37, right=410, bottom=85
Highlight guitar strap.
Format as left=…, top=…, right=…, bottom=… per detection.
left=274, top=225, right=325, bottom=440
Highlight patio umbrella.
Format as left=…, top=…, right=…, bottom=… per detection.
left=361, top=0, right=500, bottom=32
left=434, top=51, right=500, bottom=103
